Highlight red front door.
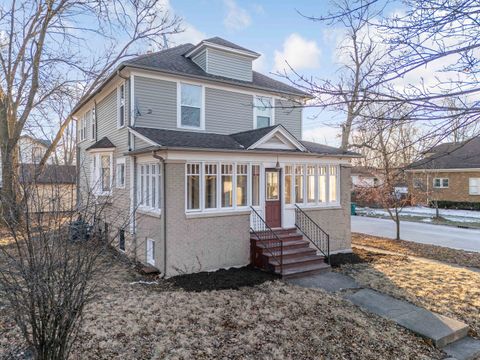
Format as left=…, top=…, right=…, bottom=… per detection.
left=265, top=168, right=281, bottom=228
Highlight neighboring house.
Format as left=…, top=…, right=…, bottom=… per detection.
left=351, top=166, right=379, bottom=190
left=19, top=164, right=77, bottom=213
left=73, top=37, right=359, bottom=278
left=406, top=137, right=480, bottom=205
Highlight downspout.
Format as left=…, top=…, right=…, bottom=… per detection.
left=152, top=151, right=167, bottom=277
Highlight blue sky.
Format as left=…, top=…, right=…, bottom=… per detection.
left=166, top=0, right=345, bottom=145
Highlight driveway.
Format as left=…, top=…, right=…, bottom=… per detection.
left=351, top=216, right=480, bottom=253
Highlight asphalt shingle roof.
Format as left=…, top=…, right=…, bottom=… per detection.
left=123, top=43, right=308, bottom=97
left=201, top=37, right=260, bottom=55
left=130, top=126, right=359, bottom=157
left=86, top=137, right=116, bottom=151
left=20, top=164, right=76, bottom=184
left=409, top=137, right=480, bottom=170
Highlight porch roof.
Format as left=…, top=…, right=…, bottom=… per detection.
left=128, top=126, right=360, bottom=157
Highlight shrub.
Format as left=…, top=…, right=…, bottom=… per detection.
left=429, top=200, right=480, bottom=211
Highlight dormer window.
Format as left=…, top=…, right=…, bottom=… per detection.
left=254, top=96, right=273, bottom=129
left=178, top=83, right=204, bottom=130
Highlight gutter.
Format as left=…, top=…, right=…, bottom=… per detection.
left=152, top=151, right=167, bottom=277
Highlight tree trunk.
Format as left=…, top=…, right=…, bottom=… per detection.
left=395, top=216, right=401, bottom=240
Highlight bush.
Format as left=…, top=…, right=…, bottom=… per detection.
left=429, top=200, right=480, bottom=211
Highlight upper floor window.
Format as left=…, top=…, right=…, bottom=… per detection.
left=433, top=178, right=448, bottom=188
left=79, top=113, right=87, bottom=141
left=117, top=83, right=126, bottom=128
left=91, top=106, right=96, bottom=140
left=254, top=96, right=273, bottom=129
left=179, top=83, right=203, bottom=129
left=116, top=157, right=126, bottom=189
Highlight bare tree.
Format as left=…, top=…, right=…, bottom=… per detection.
left=0, top=167, right=133, bottom=359
left=0, top=0, right=182, bottom=219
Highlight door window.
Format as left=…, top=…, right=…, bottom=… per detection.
left=266, top=171, right=279, bottom=200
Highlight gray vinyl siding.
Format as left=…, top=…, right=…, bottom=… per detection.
left=275, top=98, right=302, bottom=139
left=192, top=50, right=207, bottom=71
left=206, top=49, right=252, bottom=82
left=134, top=76, right=177, bottom=129
left=205, top=88, right=253, bottom=134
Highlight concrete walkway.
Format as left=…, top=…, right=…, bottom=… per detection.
left=288, top=272, right=480, bottom=359
left=352, top=216, right=480, bottom=253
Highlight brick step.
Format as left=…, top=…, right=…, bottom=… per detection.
left=250, top=233, right=303, bottom=242
left=253, top=239, right=310, bottom=252
left=271, top=254, right=326, bottom=270
left=262, top=247, right=317, bottom=260
left=281, top=261, right=331, bottom=279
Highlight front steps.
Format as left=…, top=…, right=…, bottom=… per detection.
left=251, top=228, right=330, bottom=278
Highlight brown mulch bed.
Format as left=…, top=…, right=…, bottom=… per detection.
left=352, top=232, right=480, bottom=268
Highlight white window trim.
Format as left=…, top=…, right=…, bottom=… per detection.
left=146, top=238, right=155, bottom=266
left=136, top=161, right=162, bottom=216
left=433, top=177, right=449, bottom=188
left=253, top=95, right=275, bottom=129
left=79, top=112, right=87, bottom=142
left=177, top=82, right=205, bottom=131
left=116, top=157, right=126, bottom=189
left=469, top=178, right=480, bottom=195
left=90, top=151, right=114, bottom=196
left=117, top=82, right=126, bottom=129
left=91, top=106, right=96, bottom=141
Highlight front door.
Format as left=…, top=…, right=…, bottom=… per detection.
left=265, top=168, right=281, bottom=228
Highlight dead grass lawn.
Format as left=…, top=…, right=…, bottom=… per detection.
left=0, top=253, right=443, bottom=360
left=353, top=232, right=480, bottom=268
left=339, top=251, right=480, bottom=338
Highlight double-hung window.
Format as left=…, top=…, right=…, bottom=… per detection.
left=91, top=106, right=96, bottom=140
left=186, top=163, right=200, bottom=210
left=179, top=83, right=203, bottom=129
left=138, top=163, right=161, bottom=212
left=469, top=178, right=480, bottom=195
left=117, top=83, right=125, bottom=128
left=284, top=165, right=293, bottom=204
left=254, top=96, right=273, bottom=129
left=79, top=113, right=86, bottom=141
left=236, top=164, right=248, bottom=207
left=295, top=165, right=304, bottom=203
left=205, top=164, right=217, bottom=209
left=90, top=152, right=113, bottom=196
left=221, top=164, right=234, bottom=208
left=329, top=165, right=338, bottom=202
left=433, top=178, right=449, bottom=188
left=318, top=166, right=327, bottom=202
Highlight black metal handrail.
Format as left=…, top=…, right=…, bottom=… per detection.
left=294, top=204, right=330, bottom=264
left=250, top=206, right=283, bottom=273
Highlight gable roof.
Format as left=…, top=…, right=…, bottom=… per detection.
left=409, top=136, right=480, bottom=170
left=129, top=126, right=360, bottom=157
left=20, top=164, right=76, bottom=184
left=86, top=137, right=116, bottom=151
left=203, top=37, right=259, bottom=55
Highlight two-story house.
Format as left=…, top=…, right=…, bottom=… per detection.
left=73, top=37, right=358, bottom=278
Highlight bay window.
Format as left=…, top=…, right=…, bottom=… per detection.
left=254, top=96, right=273, bottom=128
left=221, top=164, right=233, bottom=208
left=295, top=165, right=304, bottom=203
left=236, top=164, right=248, bottom=207
left=90, top=152, right=113, bottom=196
left=252, top=165, right=260, bottom=206
left=180, top=83, right=203, bottom=129
left=205, top=164, right=217, bottom=209
left=186, top=163, right=200, bottom=210
left=138, top=163, right=161, bottom=212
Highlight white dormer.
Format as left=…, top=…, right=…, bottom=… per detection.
left=185, top=37, right=260, bottom=82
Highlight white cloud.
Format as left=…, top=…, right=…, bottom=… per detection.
left=252, top=53, right=267, bottom=73
left=273, top=34, right=321, bottom=72
left=252, top=3, right=265, bottom=14
left=223, top=0, right=252, bottom=31
left=155, top=0, right=206, bottom=46
left=302, top=126, right=341, bottom=146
